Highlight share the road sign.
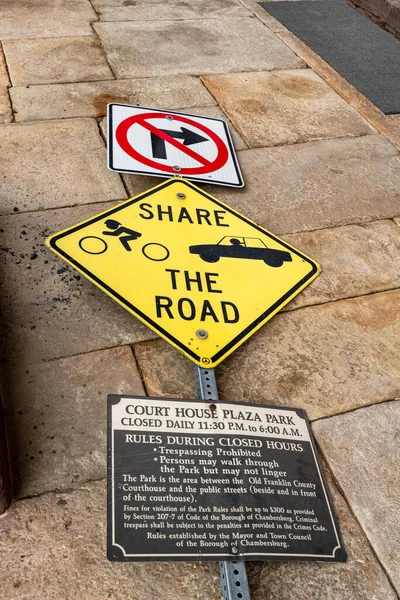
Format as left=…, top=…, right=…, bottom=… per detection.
left=46, top=180, right=320, bottom=367
left=108, top=104, right=244, bottom=188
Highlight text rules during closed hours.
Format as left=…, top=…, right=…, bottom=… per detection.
left=46, top=179, right=320, bottom=368
left=107, top=396, right=346, bottom=562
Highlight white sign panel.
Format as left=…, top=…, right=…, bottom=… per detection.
left=108, top=104, right=244, bottom=188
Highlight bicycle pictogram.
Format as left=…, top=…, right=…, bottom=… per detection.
left=78, top=219, right=170, bottom=261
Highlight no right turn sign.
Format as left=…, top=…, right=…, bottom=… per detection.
left=108, top=104, right=244, bottom=188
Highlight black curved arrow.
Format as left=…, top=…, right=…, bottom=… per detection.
left=151, top=127, right=209, bottom=159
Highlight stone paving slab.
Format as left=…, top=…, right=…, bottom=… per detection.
left=0, top=202, right=157, bottom=366
left=135, top=291, right=400, bottom=420
left=276, top=31, right=400, bottom=151
left=207, top=134, right=400, bottom=234
left=284, top=219, right=400, bottom=309
left=314, top=401, right=400, bottom=594
left=264, top=0, right=400, bottom=115
left=0, top=481, right=221, bottom=600
left=100, top=105, right=247, bottom=153
left=92, top=0, right=251, bottom=21
left=0, top=474, right=396, bottom=599
left=134, top=339, right=196, bottom=399
left=238, top=0, right=290, bottom=32
left=0, top=119, right=126, bottom=215
left=94, top=18, right=304, bottom=79
left=123, top=135, right=400, bottom=234
left=0, top=45, right=12, bottom=124
left=254, top=467, right=398, bottom=600
left=2, top=36, right=113, bottom=87
left=0, top=0, right=97, bottom=40
left=202, top=70, right=374, bottom=147
left=10, top=75, right=216, bottom=122
left=0, top=346, right=144, bottom=499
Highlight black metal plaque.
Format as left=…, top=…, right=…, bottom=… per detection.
left=107, top=395, right=346, bottom=563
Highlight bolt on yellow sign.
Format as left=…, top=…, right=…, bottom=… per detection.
left=46, top=179, right=320, bottom=367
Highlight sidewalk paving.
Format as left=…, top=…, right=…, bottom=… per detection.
left=0, top=0, right=399, bottom=598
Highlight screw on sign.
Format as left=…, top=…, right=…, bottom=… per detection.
left=108, top=104, right=244, bottom=187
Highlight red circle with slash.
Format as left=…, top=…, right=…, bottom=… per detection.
left=115, top=112, right=229, bottom=175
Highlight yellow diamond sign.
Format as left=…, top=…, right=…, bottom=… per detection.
left=46, top=179, right=320, bottom=367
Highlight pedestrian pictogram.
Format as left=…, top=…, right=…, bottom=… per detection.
left=108, top=104, right=244, bottom=187
left=46, top=179, right=320, bottom=367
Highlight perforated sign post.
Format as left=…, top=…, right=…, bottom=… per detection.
left=46, top=179, right=320, bottom=369
left=108, top=104, right=244, bottom=188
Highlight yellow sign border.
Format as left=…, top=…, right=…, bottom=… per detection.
left=47, top=179, right=320, bottom=367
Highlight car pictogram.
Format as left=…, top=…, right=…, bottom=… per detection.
left=189, top=236, right=292, bottom=267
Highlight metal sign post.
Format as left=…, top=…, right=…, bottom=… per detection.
left=195, top=366, right=251, bottom=600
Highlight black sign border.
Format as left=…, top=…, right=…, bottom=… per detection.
left=107, top=103, right=244, bottom=188
left=49, top=179, right=318, bottom=366
left=107, top=394, right=346, bottom=563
